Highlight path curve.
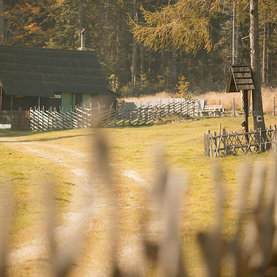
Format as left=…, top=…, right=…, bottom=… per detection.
left=0, top=135, right=146, bottom=275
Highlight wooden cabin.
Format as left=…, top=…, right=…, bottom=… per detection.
left=0, top=45, right=116, bottom=112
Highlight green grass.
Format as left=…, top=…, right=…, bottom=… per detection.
left=0, top=140, right=72, bottom=236
left=0, top=115, right=276, bottom=276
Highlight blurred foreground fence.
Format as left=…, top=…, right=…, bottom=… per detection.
left=29, top=99, right=198, bottom=131
left=2, top=132, right=277, bottom=276
left=204, top=125, right=277, bottom=157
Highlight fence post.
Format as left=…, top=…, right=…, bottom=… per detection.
left=204, top=133, right=208, bottom=156
left=222, top=128, right=227, bottom=156
left=207, top=130, right=211, bottom=157
left=273, top=125, right=277, bottom=152
left=259, top=128, right=262, bottom=151
left=273, top=97, right=276, bottom=116
left=213, top=131, right=218, bottom=157
left=29, top=108, right=32, bottom=130
left=233, top=97, right=236, bottom=117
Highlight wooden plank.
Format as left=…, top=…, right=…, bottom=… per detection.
left=235, top=79, right=254, bottom=84
left=237, top=84, right=255, bottom=90
left=233, top=72, right=252, bottom=78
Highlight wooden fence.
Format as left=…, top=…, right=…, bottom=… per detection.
left=204, top=125, right=277, bottom=157
left=30, top=106, right=93, bottom=131
left=29, top=99, right=198, bottom=131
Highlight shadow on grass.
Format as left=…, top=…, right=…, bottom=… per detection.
left=0, top=129, right=92, bottom=143
left=0, top=130, right=33, bottom=137
left=0, top=116, right=205, bottom=139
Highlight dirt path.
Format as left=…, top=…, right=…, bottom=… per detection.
left=0, top=136, right=147, bottom=276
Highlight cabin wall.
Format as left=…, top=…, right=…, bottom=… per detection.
left=82, top=94, right=92, bottom=106
left=61, top=93, right=117, bottom=111
left=61, top=92, right=75, bottom=112
left=1, top=89, right=116, bottom=112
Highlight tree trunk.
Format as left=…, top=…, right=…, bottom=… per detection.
left=262, top=19, right=267, bottom=84
left=0, top=0, right=4, bottom=43
left=131, top=0, right=138, bottom=95
left=104, top=0, right=110, bottom=56
left=232, top=0, right=236, bottom=64
left=140, top=45, right=145, bottom=75
left=171, top=47, right=177, bottom=86
left=116, top=24, right=119, bottom=65
left=250, top=0, right=266, bottom=134
left=266, top=25, right=269, bottom=84
left=79, top=0, right=83, bottom=46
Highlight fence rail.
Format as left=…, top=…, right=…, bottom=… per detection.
left=29, top=99, right=198, bottom=131
left=204, top=125, right=277, bottom=157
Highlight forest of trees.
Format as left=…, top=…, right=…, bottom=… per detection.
left=0, top=0, right=276, bottom=96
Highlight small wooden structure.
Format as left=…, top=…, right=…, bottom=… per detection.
left=226, top=65, right=254, bottom=139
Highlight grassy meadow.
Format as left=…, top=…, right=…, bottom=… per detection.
left=1, top=114, right=277, bottom=275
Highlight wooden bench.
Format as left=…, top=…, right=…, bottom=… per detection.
left=200, top=105, right=224, bottom=117
left=0, top=124, right=12, bottom=129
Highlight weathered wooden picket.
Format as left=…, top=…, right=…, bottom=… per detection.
left=204, top=125, right=277, bottom=157
left=29, top=99, right=198, bottom=131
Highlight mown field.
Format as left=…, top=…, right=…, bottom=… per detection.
left=0, top=115, right=276, bottom=276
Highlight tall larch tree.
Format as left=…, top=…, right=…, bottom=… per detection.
left=0, top=0, right=4, bottom=43
left=250, top=0, right=266, bottom=133
left=131, top=0, right=138, bottom=94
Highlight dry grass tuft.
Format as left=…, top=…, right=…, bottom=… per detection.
left=199, top=87, right=277, bottom=112
left=122, top=91, right=174, bottom=103
left=123, top=87, right=277, bottom=114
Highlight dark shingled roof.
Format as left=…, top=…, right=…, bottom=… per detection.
left=226, top=65, right=254, bottom=92
left=0, top=45, right=109, bottom=97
